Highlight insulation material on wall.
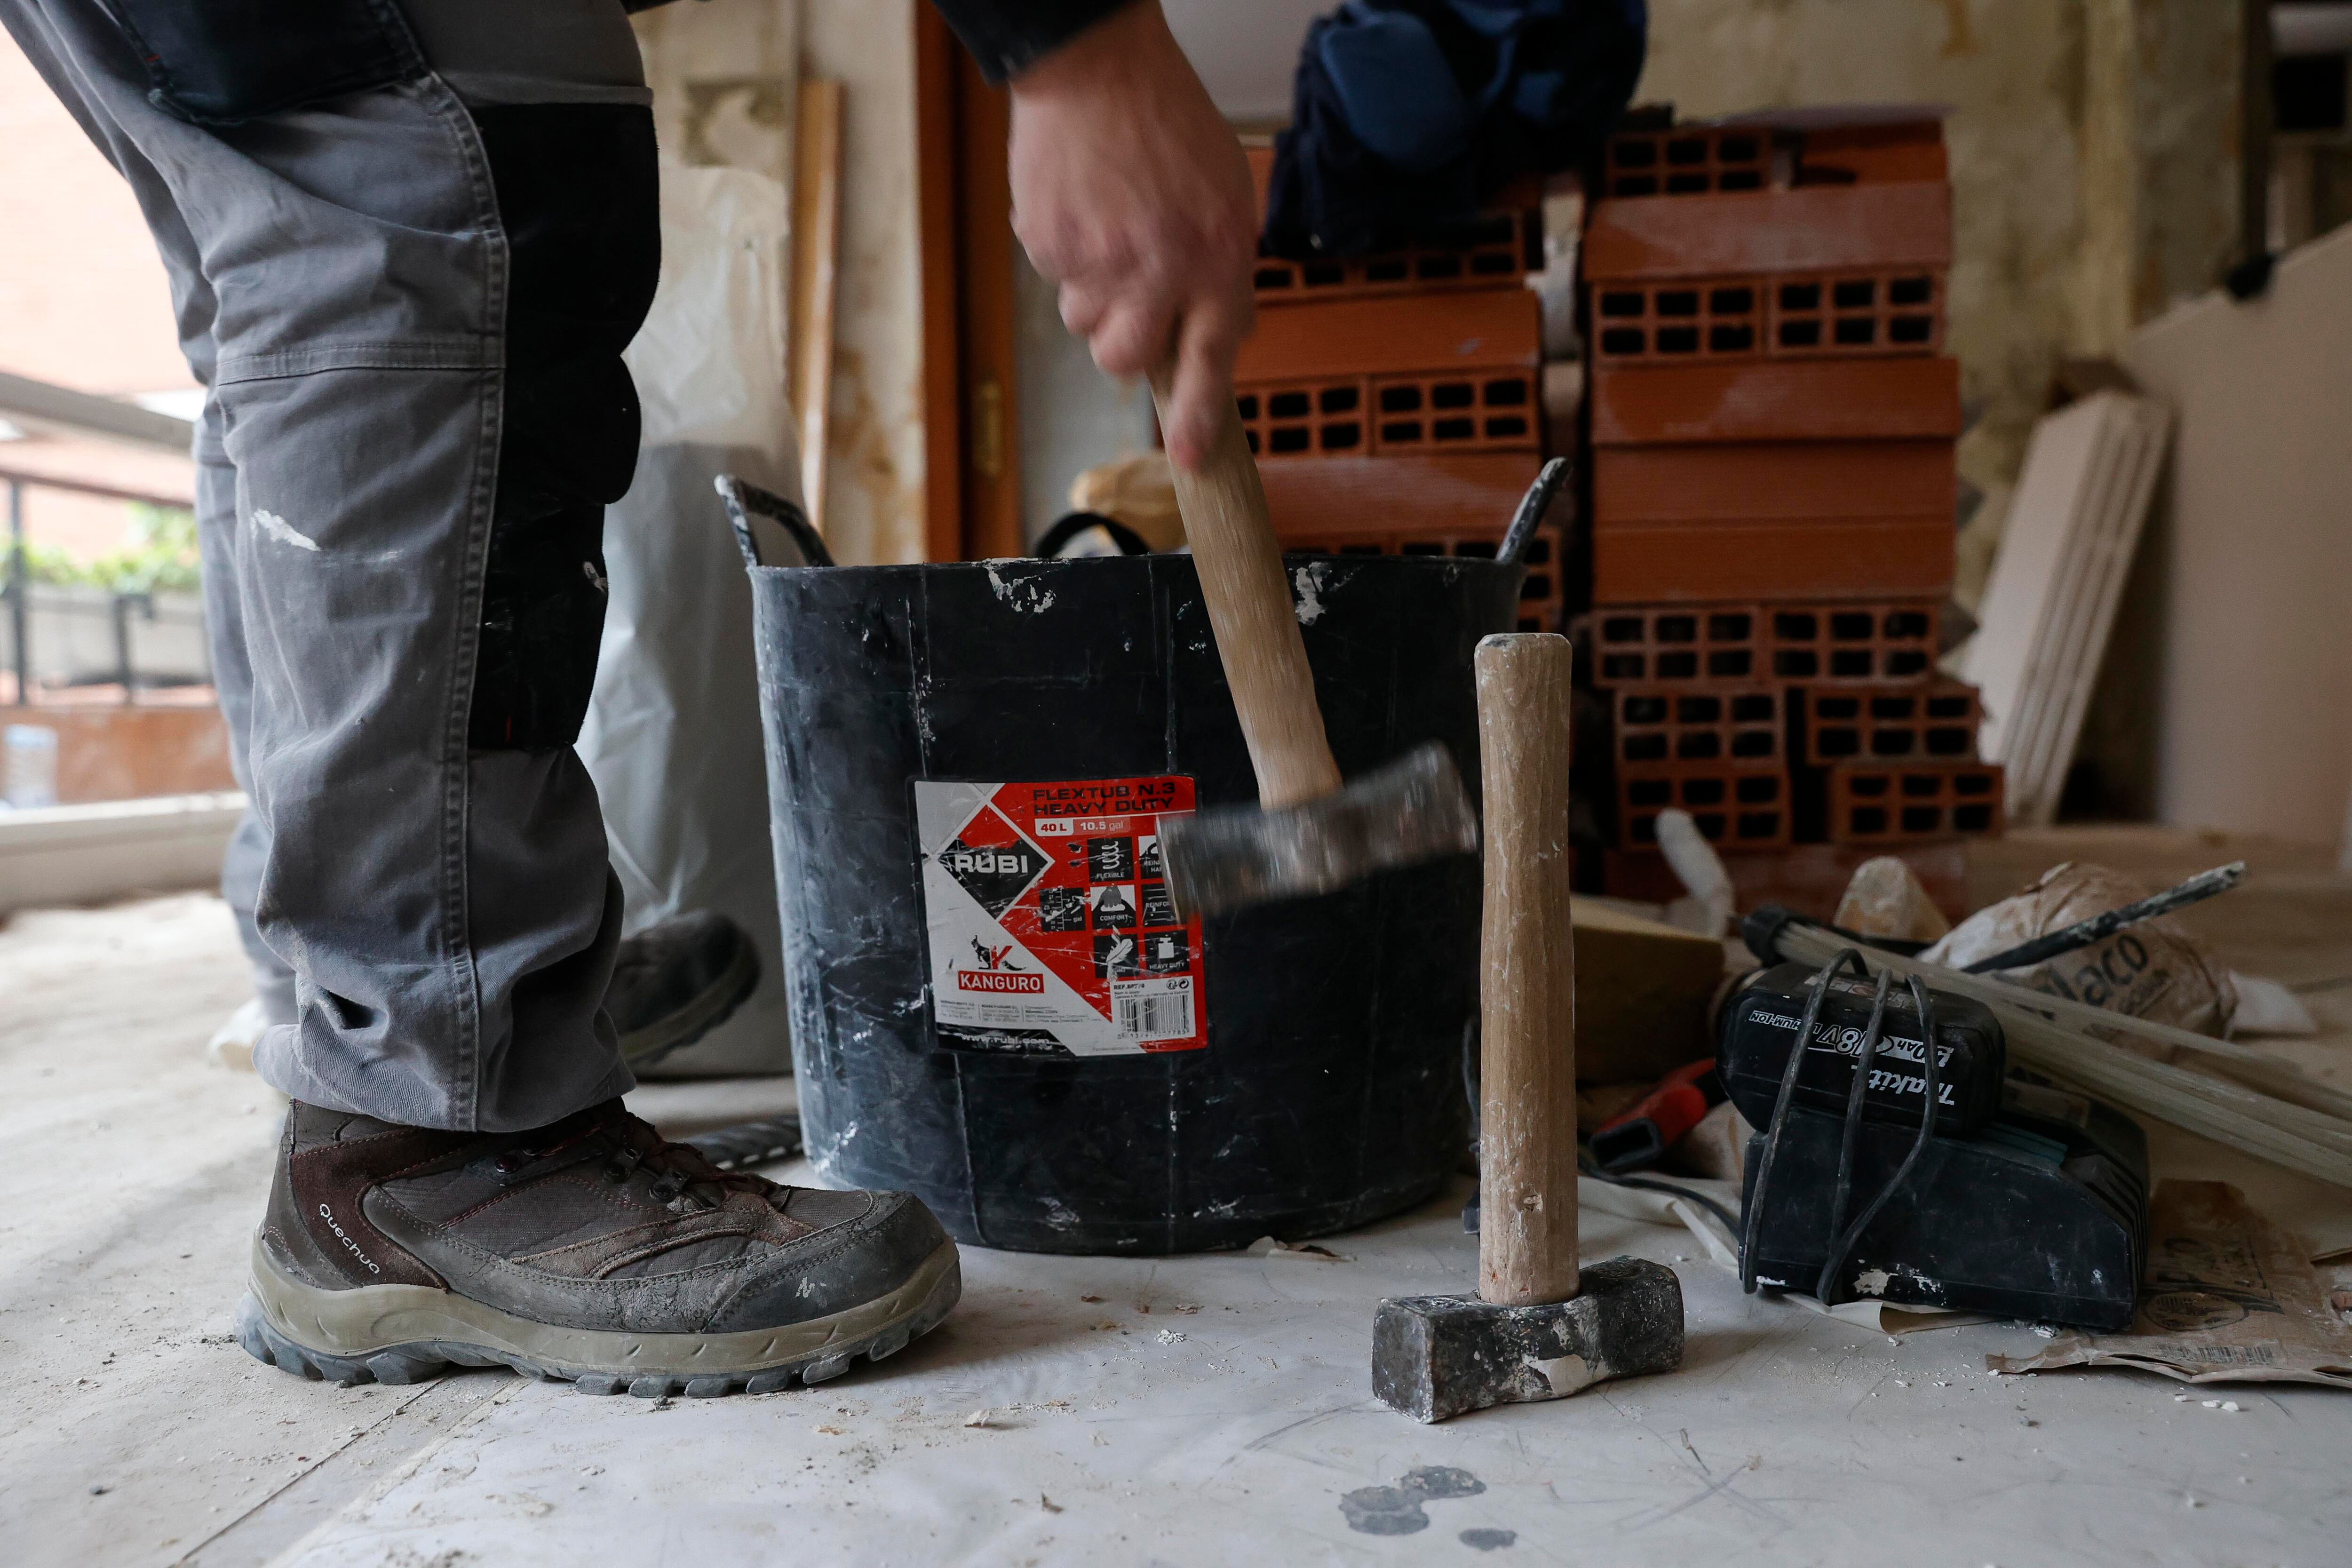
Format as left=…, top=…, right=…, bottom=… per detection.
left=2118, top=225, right=2352, bottom=852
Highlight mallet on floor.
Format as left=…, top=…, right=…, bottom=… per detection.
left=1373, top=633, right=1685, bottom=1424
left=1148, top=373, right=1481, bottom=917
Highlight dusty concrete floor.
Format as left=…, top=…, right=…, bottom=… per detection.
left=3, top=828, right=2350, bottom=1566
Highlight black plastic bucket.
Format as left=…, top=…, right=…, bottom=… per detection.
left=735, top=512, right=1523, bottom=1254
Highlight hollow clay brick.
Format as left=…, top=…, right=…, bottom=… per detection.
left=1590, top=357, right=1961, bottom=447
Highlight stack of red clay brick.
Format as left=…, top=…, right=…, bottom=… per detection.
left=1579, top=110, right=2002, bottom=911
left=1240, top=148, right=1561, bottom=633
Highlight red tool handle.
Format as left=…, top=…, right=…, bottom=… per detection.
left=1589, top=1059, right=1724, bottom=1174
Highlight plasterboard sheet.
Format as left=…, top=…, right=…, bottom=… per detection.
left=2121, top=225, right=2352, bottom=849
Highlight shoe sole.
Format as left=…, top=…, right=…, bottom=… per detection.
left=233, top=1233, right=960, bottom=1399
left=619, top=935, right=762, bottom=1072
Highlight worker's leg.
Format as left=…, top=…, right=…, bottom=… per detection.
left=0, top=0, right=631, bottom=1130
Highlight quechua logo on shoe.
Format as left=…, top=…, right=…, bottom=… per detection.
left=318, top=1203, right=382, bottom=1275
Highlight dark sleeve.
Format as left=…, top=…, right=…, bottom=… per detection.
left=929, top=0, right=1138, bottom=83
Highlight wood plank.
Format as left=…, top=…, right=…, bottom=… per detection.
left=789, top=79, right=843, bottom=535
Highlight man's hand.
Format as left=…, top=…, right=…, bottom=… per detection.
left=1007, top=2, right=1255, bottom=471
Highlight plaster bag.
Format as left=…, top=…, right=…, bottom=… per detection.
left=577, top=163, right=810, bottom=1076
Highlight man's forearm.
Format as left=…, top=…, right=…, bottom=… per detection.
left=929, top=0, right=1140, bottom=84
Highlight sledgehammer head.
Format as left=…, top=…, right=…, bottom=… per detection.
left=1372, top=1257, right=1685, bottom=1424
left=1157, top=741, right=1479, bottom=919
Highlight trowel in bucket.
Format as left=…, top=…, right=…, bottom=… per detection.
left=1147, top=376, right=1549, bottom=917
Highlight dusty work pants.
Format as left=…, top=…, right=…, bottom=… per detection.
left=2, top=0, right=655, bottom=1129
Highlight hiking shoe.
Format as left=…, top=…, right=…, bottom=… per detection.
left=609, top=910, right=761, bottom=1070
left=233, top=1101, right=958, bottom=1397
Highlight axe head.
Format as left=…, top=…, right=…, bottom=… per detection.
left=1159, top=741, right=1479, bottom=919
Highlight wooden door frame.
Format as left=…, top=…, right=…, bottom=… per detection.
left=915, top=7, right=1025, bottom=562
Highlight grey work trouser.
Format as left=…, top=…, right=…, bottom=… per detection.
left=4, top=0, right=645, bottom=1129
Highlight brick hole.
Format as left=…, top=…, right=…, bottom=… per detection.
left=1885, top=651, right=1929, bottom=677
left=1871, top=697, right=1916, bottom=720
left=1600, top=616, right=1644, bottom=643
left=1600, top=327, right=1647, bottom=355
left=1731, top=694, right=1774, bottom=722
left=1602, top=653, right=1646, bottom=679
left=1613, top=176, right=1660, bottom=197
left=1709, top=325, right=1756, bottom=352
left=1717, top=169, right=1764, bottom=191
left=1709, top=286, right=1756, bottom=314
left=1624, top=735, right=1669, bottom=762
left=1599, top=290, right=1647, bottom=318
left=1693, top=812, right=1729, bottom=840
left=1614, top=138, right=1660, bottom=168
left=1433, top=417, right=1476, bottom=440
left=1319, top=386, right=1359, bottom=414
left=1816, top=697, right=1860, bottom=720
left=1830, top=650, right=1873, bottom=677
left=1270, top=391, right=1311, bottom=418
left=1735, top=775, right=1780, bottom=804
left=1656, top=615, right=1698, bottom=643
left=1834, top=279, right=1877, bottom=308
left=1666, top=137, right=1708, bottom=165
left=1850, top=806, right=1889, bottom=834
left=1304, top=263, right=1346, bottom=286
left=1656, top=326, right=1700, bottom=353
left=1778, top=609, right=1819, bottom=637
left=1485, top=416, right=1529, bottom=439
left=1454, top=540, right=1499, bottom=559
left=1255, top=267, right=1293, bottom=289
left=1834, top=318, right=1878, bottom=345
left=1471, top=252, right=1517, bottom=276
left=1380, top=385, right=1423, bottom=413
left=1927, top=696, right=1974, bottom=722
left=1870, top=731, right=1915, bottom=757
left=1899, top=775, right=1941, bottom=798
left=1629, top=815, right=1659, bottom=844
left=1340, top=544, right=1383, bottom=555
left=1731, top=732, right=1775, bottom=759
left=1953, top=804, right=1994, bottom=831
left=1780, top=282, right=1821, bottom=310
left=1320, top=424, right=1360, bottom=451
left=1657, top=652, right=1698, bottom=678
left=1846, top=775, right=1890, bottom=797
left=1884, top=610, right=1931, bottom=638
left=1775, top=651, right=1818, bottom=677
left=1522, top=538, right=1551, bottom=565
left=1829, top=613, right=1874, bottom=640
left=1779, top=321, right=1822, bottom=348
left=1818, top=727, right=1860, bottom=757
left=1925, top=727, right=1969, bottom=755
left=1269, top=428, right=1311, bottom=454
left=1901, top=806, right=1943, bottom=833
left=1657, top=290, right=1701, bottom=318
left=1737, top=811, right=1781, bottom=840
left=1889, top=276, right=1933, bottom=305
left=1708, top=651, right=1754, bottom=677
left=1431, top=382, right=1476, bottom=410
left=1889, top=317, right=1933, bottom=343
left=1363, top=259, right=1409, bottom=282
left=1681, top=779, right=1727, bottom=806
left=1709, top=613, right=1752, bottom=640
left=1677, top=733, right=1722, bottom=760
left=1677, top=696, right=1722, bottom=723
left=1236, top=394, right=1259, bottom=420
left=1380, top=422, right=1424, bottom=444
left=1401, top=541, right=1446, bottom=556
left=1953, top=773, right=1995, bottom=797
left=1244, top=430, right=1260, bottom=454
left=1624, top=695, right=1669, bottom=724
left=1628, top=779, right=1672, bottom=807
left=1484, top=377, right=1529, bottom=406
left=1718, top=135, right=1760, bottom=162
left=1417, top=255, right=1464, bottom=280
left=1520, top=573, right=1551, bottom=599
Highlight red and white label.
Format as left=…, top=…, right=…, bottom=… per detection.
left=916, top=776, right=1207, bottom=1056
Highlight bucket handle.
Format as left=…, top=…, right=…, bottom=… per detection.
left=715, top=474, right=835, bottom=571
left=1496, top=457, right=1570, bottom=567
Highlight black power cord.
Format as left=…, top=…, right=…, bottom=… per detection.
left=1740, top=946, right=1864, bottom=1294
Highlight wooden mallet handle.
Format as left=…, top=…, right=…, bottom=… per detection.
left=1474, top=633, right=1579, bottom=1306
left=1150, top=371, right=1343, bottom=810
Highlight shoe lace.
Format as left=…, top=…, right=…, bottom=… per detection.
left=493, top=1105, right=751, bottom=1213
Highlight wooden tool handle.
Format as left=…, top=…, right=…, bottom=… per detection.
left=1474, top=633, right=1579, bottom=1306
left=1151, top=372, right=1342, bottom=810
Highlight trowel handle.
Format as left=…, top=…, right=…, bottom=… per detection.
left=1150, top=370, right=1343, bottom=810
left=1474, top=633, right=1580, bottom=1307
